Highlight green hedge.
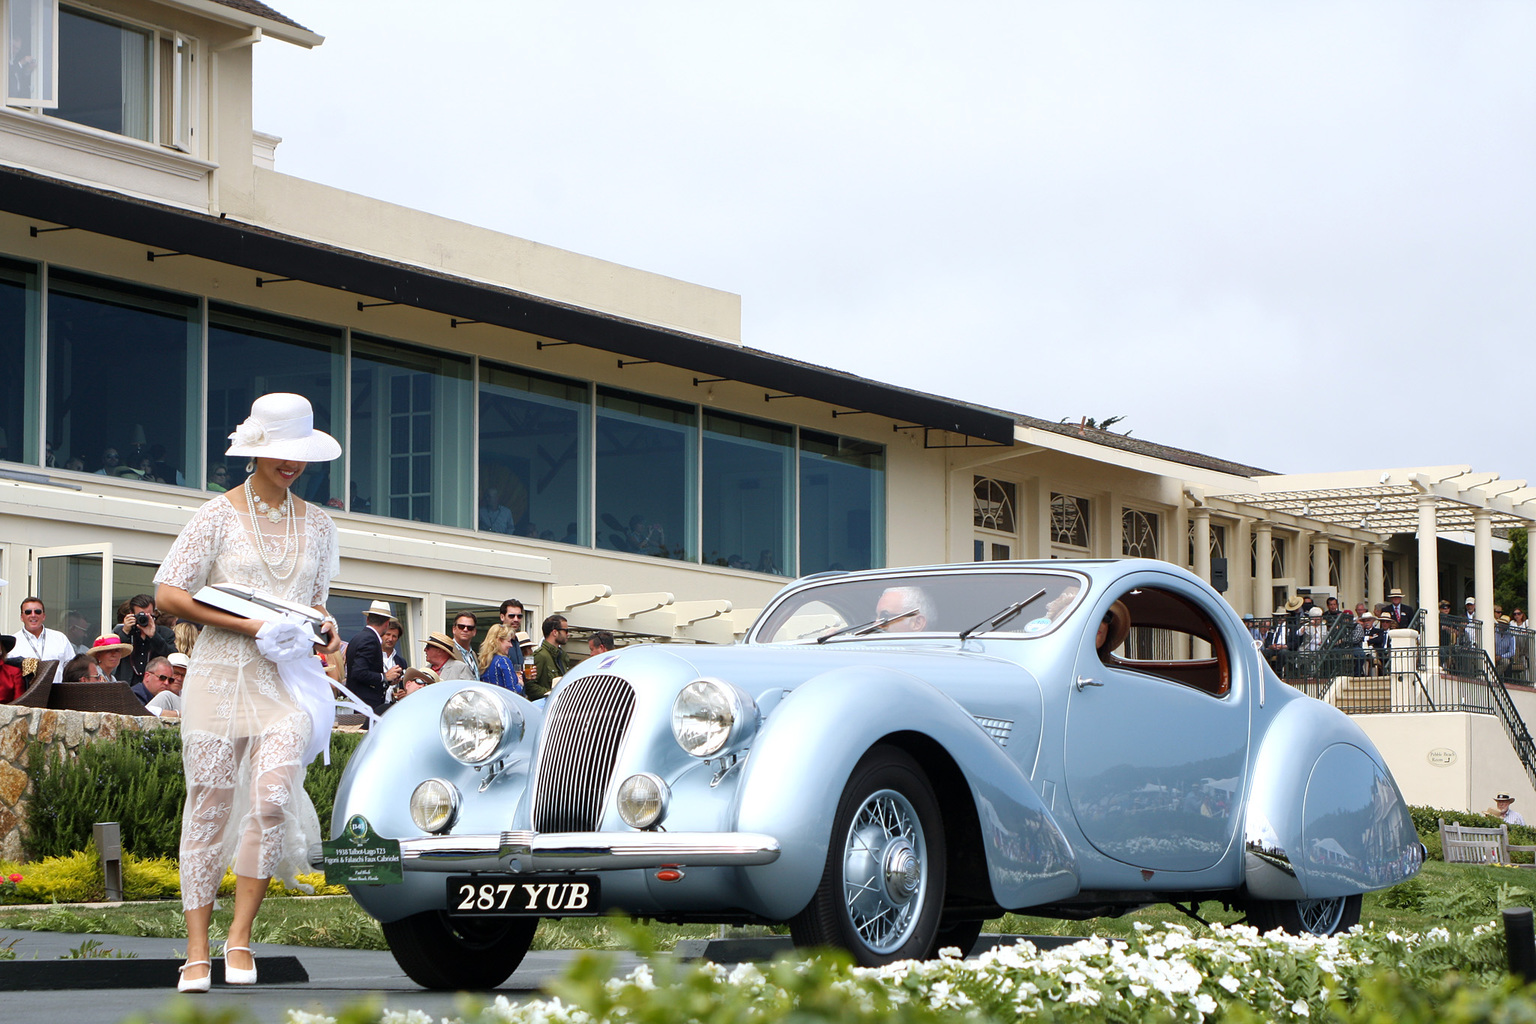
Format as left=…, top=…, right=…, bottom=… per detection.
left=1409, top=803, right=1536, bottom=862
left=24, top=730, right=362, bottom=860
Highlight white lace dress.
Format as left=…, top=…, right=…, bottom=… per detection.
left=154, top=496, right=340, bottom=910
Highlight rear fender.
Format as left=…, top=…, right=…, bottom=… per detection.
left=1243, top=698, right=1423, bottom=900
left=733, top=666, right=1078, bottom=920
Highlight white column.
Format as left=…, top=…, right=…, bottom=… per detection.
left=1192, top=507, right=1211, bottom=583
left=1255, top=521, right=1274, bottom=615
left=1527, top=525, right=1536, bottom=625
left=1367, top=543, right=1385, bottom=609
left=1475, top=509, right=1496, bottom=661
left=1312, top=537, right=1329, bottom=592
left=1417, top=495, right=1439, bottom=649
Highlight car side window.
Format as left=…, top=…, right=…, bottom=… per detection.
left=1098, top=587, right=1231, bottom=697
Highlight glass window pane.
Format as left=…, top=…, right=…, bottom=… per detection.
left=479, top=363, right=590, bottom=544
left=350, top=334, right=472, bottom=527
left=47, top=269, right=199, bottom=486
left=703, top=411, right=792, bottom=575
left=6, top=0, right=58, bottom=107
left=55, top=5, right=150, bottom=140
left=0, top=257, right=40, bottom=465
left=207, top=303, right=343, bottom=504
left=596, top=387, right=695, bottom=560
left=799, top=430, right=884, bottom=574
left=34, top=551, right=101, bottom=651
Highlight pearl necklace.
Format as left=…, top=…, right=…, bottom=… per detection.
left=245, top=478, right=297, bottom=581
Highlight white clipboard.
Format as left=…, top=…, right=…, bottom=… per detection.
left=192, top=583, right=329, bottom=645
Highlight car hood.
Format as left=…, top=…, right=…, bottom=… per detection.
left=560, top=640, right=1044, bottom=765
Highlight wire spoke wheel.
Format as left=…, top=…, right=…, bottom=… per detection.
left=1297, top=896, right=1347, bottom=935
left=789, top=745, right=946, bottom=966
left=842, top=789, right=927, bottom=953
left=1246, top=892, right=1360, bottom=937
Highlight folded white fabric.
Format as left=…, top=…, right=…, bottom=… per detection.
left=255, top=621, right=313, bottom=663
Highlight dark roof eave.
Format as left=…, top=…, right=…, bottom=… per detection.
left=0, top=168, right=1014, bottom=444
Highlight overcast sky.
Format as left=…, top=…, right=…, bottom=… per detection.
left=253, top=1, right=1535, bottom=484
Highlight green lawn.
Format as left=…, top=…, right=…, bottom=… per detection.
left=0, top=859, right=1518, bottom=953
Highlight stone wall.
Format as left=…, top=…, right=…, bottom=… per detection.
left=0, top=705, right=171, bottom=861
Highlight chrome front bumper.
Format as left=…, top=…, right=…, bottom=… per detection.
left=393, top=830, right=782, bottom=873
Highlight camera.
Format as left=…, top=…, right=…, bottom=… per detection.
left=135, top=611, right=150, bottom=628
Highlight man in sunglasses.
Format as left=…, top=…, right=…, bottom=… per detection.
left=450, top=612, right=480, bottom=678
left=12, top=597, right=76, bottom=665
left=132, top=655, right=178, bottom=708
left=499, top=599, right=527, bottom=675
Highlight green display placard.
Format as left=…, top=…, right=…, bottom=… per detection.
left=322, top=814, right=404, bottom=885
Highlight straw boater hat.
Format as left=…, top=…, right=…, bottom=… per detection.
left=401, top=666, right=440, bottom=686
left=366, top=600, right=393, bottom=617
left=1285, top=596, right=1304, bottom=612
left=1389, top=589, right=1404, bottom=599
left=422, top=632, right=457, bottom=656
left=516, top=630, right=535, bottom=650
left=1497, top=793, right=1516, bottom=803
left=86, top=634, right=131, bottom=659
left=224, top=393, right=341, bottom=463
left=1360, top=611, right=1377, bottom=621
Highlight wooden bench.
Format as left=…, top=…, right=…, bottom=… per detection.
left=1439, top=817, right=1536, bottom=866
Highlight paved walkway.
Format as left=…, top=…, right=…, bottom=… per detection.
left=0, top=928, right=644, bottom=1024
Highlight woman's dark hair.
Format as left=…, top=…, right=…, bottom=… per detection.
left=61, top=654, right=95, bottom=682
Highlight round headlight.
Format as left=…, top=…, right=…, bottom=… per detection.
left=616, top=773, right=670, bottom=829
left=440, top=688, right=524, bottom=765
left=672, top=678, right=755, bottom=758
left=410, top=778, right=461, bottom=833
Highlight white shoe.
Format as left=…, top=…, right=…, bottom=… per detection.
left=177, top=959, right=212, bottom=993
left=223, top=945, right=257, bottom=985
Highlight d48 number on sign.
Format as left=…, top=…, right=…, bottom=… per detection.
left=447, top=875, right=600, bottom=915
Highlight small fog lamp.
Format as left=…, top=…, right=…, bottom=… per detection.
left=616, top=773, right=670, bottom=829
left=409, top=778, right=461, bottom=834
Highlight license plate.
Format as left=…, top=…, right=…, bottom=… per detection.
left=446, top=875, right=601, bottom=916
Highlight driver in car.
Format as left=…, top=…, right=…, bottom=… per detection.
left=874, top=586, right=934, bottom=632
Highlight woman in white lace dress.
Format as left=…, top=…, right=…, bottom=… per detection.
left=154, top=393, right=342, bottom=992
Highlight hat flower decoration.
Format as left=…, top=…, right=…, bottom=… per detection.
left=228, top=418, right=270, bottom=450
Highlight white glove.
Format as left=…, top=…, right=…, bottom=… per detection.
left=255, top=621, right=313, bottom=663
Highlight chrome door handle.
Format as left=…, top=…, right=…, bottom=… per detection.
left=1075, top=676, right=1104, bottom=691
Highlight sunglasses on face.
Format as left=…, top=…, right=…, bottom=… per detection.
left=21, top=609, right=43, bottom=616
left=146, top=672, right=175, bottom=684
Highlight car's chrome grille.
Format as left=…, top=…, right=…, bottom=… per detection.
left=973, top=714, right=1014, bottom=747
left=533, top=674, right=636, bottom=832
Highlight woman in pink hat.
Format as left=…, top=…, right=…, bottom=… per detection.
left=153, top=394, right=343, bottom=993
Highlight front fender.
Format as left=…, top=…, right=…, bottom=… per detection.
left=1243, top=697, right=1423, bottom=900
left=733, top=666, right=1078, bottom=920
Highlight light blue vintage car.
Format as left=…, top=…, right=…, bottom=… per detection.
left=331, top=559, right=1424, bottom=988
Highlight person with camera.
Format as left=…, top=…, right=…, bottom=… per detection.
left=113, top=593, right=175, bottom=687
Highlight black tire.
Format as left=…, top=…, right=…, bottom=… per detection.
left=789, top=745, right=945, bottom=966
left=381, top=911, right=538, bottom=989
left=930, top=917, right=984, bottom=958
left=1245, top=893, right=1361, bottom=936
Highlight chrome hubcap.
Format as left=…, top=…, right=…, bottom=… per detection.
left=841, top=788, right=926, bottom=955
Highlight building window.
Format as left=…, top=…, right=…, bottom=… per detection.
left=596, top=387, right=696, bottom=560
left=207, top=304, right=343, bottom=505
left=974, top=477, right=1017, bottom=533
left=799, top=430, right=883, bottom=574
left=1272, top=536, right=1287, bottom=579
left=1122, top=508, right=1160, bottom=559
left=45, top=269, right=200, bottom=484
left=1383, top=559, right=1396, bottom=595
left=1051, top=493, right=1090, bottom=549
left=4, top=0, right=57, bottom=108
left=1328, top=548, right=1342, bottom=590
left=1187, top=520, right=1226, bottom=564
left=0, top=256, right=39, bottom=465
left=7, top=2, right=197, bottom=150
left=350, top=334, right=472, bottom=527
left=479, top=362, right=590, bottom=545
left=703, top=411, right=792, bottom=575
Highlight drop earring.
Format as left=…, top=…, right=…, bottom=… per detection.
left=245, top=460, right=255, bottom=473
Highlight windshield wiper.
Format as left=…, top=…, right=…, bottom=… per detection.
left=817, top=608, right=919, bottom=643
left=958, top=588, right=1048, bottom=641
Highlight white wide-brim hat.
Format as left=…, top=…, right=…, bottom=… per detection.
left=225, top=393, right=341, bottom=463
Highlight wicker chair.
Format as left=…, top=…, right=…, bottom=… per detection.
left=7, top=659, right=59, bottom=707
left=48, top=679, right=153, bottom=716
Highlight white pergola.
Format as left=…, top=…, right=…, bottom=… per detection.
left=1214, top=467, right=1536, bottom=660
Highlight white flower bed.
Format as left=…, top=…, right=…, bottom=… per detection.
left=284, top=920, right=1504, bottom=1024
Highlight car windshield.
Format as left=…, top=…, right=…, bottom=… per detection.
left=752, top=570, right=1088, bottom=644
